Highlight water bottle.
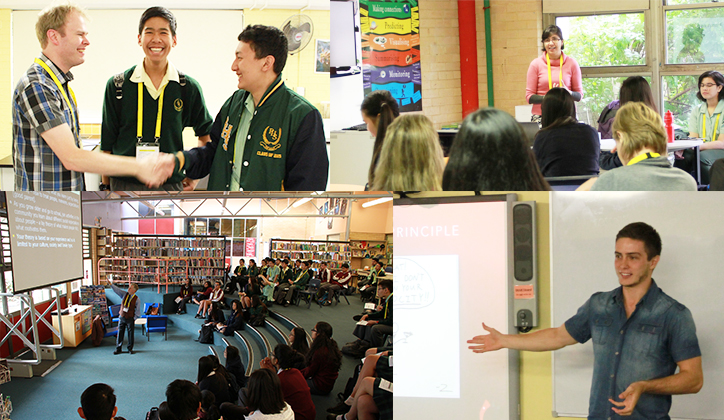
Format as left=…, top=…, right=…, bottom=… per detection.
left=664, top=110, right=674, bottom=143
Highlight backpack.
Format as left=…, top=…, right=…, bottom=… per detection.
left=198, top=324, right=214, bottom=344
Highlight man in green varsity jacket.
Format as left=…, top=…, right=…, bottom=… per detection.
left=175, top=24, right=328, bottom=191
left=101, top=7, right=213, bottom=191
left=282, top=260, right=311, bottom=307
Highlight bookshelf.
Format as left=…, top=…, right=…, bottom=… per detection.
left=91, top=227, right=113, bottom=285
left=269, top=239, right=351, bottom=269
left=349, top=233, right=390, bottom=270
left=98, top=234, right=226, bottom=292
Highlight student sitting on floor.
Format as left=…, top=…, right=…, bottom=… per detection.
left=289, top=326, right=310, bottom=362
left=216, top=299, right=245, bottom=336
left=533, top=88, right=599, bottom=177
left=196, top=355, right=232, bottom=405
left=578, top=102, right=697, bottom=191
left=157, top=379, right=202, bottom=420
left=256, top=344, right=316, bottom=420
left=224, top=345, right=247, bottom=389
left=78, top=383, right=126, bottom=420
left=327, top=350, right=393, bottom=420
left=220, top=369, right=295, bottom=420
left=301, top=321, right=342, bottom=396
left=442, top=108, right=552, bottom=191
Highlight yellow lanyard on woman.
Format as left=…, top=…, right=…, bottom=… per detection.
left=702, top=112, right=720, bottom=143
left=627, top=152, right=661, bottom=166
left=546, top=53, right=564, bottom=90
left=34, top=58, right=78, bottom=135
left=137, top=82, right=166, bottom=143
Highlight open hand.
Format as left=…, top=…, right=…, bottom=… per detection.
left=467, top=322, right=504, bottom=353
left=136, top=153, right=175, bottom=188
left=609, top=382, right=645, bottom=416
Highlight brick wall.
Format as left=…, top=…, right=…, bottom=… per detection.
left=418, top=0, right=542, bottom=127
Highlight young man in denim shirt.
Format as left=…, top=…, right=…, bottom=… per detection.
left=468, top=222, right=703, bottom=419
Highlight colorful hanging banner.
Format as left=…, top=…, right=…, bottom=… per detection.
left=245, top=238, right=256, bottom=258
left=361, top=0, right=422, bottom=112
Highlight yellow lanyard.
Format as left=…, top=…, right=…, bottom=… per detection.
left=123, top=293, right=134, bottom=308
left=384, top=293, right=393, bottom=318
left=34, top=58, right=78, bottom=135
left=546, top=53, right=564, bottom=91
left=627, top=152, right=660, bottom=166
left=702, top=112, right=720, bottom=143
left=297, top=269, right=308, bottom=281
left=137, top=82, right=166, bottom=143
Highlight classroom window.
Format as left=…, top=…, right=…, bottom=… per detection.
left=557, top=13, right=646, bottom=67
left=666, top=0, right=719, bottom=5
left=577, top=77, right=649, bottom=128
left=662, top=75, right=700, bottom=130
left=666, top=7, right=724, bottom=64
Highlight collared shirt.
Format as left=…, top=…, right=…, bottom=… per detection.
left=688, top=99, right=724, bottom=143
left=266, top=265, right=281, bottom=283
left=13, top=53, right=84, bottom=191
left=565, top=280, right=701, bottom=419
left=130, top=59, right=180, bottom=100
left=230, top=94, right=256, bottom=191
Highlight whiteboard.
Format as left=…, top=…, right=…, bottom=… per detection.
left=12, top=9, right=242, bottom=123
left=394, top=196, right=519, bottom=420
left=550, top=192, right=724, bottom=419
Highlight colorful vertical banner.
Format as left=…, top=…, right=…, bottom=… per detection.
left=245, top=238, right=256, bottom=258
left=360, top=0, right=422, bottom=112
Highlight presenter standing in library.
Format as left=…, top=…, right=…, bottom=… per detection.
left=115, top=283, right=138, bottom=355
left=525, top=25, right=583, bottom=126
left=467, top=222, right=703, bottom=418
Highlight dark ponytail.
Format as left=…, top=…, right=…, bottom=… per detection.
left=361, top=90, right=400, bottom=187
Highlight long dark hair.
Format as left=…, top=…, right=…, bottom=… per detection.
left=620, top=76, right=659, bottom=112
left=273, top=344, right=305, bottom=370
left=251, top=295, right=267, bottom=314
left=305, top=321, right=342, bottom=371
left=696, top=71, right=724, bottom=102
left=442, top=108, right=551, bottom=191
left=290, top=327, right=309, bottom=356
left=541, top=88, right=576, bottom=130
left=361, top=90, right=400, bottom=185
left=246, top=369, right=286, bottom=414
left=197, top=355, right=215, bottom=384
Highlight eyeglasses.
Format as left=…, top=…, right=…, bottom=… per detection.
left=544, top=37, right=562, bottom=43
left=701, top=83, right=717, bottom=89
left=311, top=329, right=317, bottom=332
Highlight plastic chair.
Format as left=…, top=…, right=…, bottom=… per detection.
left=296, top=278, right=322, bottom=309
left=108, top=304, right=121, bottom=326
left=146, top=315, right=168, bottom=341
left=332, top=288, right=350, bottom=306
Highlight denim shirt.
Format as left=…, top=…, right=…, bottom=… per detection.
left=565, top=280, right=701, bottom=420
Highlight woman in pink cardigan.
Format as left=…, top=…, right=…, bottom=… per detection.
left=526, top=25, right=583, bottom=126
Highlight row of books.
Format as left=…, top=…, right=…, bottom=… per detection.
left=112, top=248, right=224, bottom=258
left=271, top=242, right=350, bottom=252
left=114, top=238, right=224, bottom=248
left=271, top=251, right=351, bottom=261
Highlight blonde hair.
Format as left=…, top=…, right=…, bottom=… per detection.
left=612, top=101, right=667, bottom=161
left=371, top=114, right=444, bottom=191
left=36, top=2, right=87, bottom=49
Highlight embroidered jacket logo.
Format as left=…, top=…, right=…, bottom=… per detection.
left=261, top=126, right=282, bottom=152
left=174, top=99, right=183, bottom=112
left=221, top=117, right=232, bottom=151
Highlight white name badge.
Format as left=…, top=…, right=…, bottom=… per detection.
left=378, top=379, right=393, bottom=393
left=121, top=307, right=128, bottom=314
left=136, top=143, right=160, bottom=160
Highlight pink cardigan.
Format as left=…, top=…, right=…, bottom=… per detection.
left=525, top=53, right=583, bottom=116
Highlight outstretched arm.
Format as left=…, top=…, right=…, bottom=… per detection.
left=609, top=356, right=703, bottom=416
left=467, top=322, right=577, bottom=353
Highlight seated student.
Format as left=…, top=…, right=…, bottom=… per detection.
left=192, top=281, right=213, bottom=307
left=196, top=281, right=224, bottom=319
left=328, top=376, right=392, bottom=420
left=345, top=280, right=394, bottom=357
left=318, top=263, right=351, bottom=305
left=361, top=90, right=400, bottom=189
left=78, top=383, right=126, bottom=420
left=597, top=76, right=659, bottom=170
left=238, top=275, right=261, bottom=309
left=273, top=259, right=294, bottom=304
left=301, top=321, right=342, bottom=396
left=221, top=369, right=294, bottom=420
left=327, top=351, right=392, bottom=416
left=176, top=279, right=194, bottom=314
left=359, top=260, right=385, bottom=302
left=533, top=88, right=599, bottom=177
left=248, top=295, right=268, bottom=327
left=258, top=344, right=316, bottom=420
left=225, top=345, right=247, bottom=389
left=687, top=70, right=724, bottom=184
left=442, top=108, right=552, bottom=190
left=217, top=299, right=245, bottom=336
left=158, top=379, right=202, bottom=420
left=709, top=158, right=724, bottom=190
left=200, top=390, right=221, bottom=420
left=578, top=102, right=697, bottom=191
left=371, top=114, right=445, bottom=191
left=282, top=260, right=312, bottom=307
left=289, top=327, right=310, bottom=359
left=197, top=355, right=232, bottom=405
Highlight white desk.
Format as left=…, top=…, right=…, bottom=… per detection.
left=600, top=139, right=703, bottom=185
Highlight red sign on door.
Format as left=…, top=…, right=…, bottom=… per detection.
left=245, top=238, right=256, bottom=257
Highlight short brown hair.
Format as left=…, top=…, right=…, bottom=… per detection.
left=612, top=102, right=667, bottom=162
left=36, top=2, right=87, bottom=49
